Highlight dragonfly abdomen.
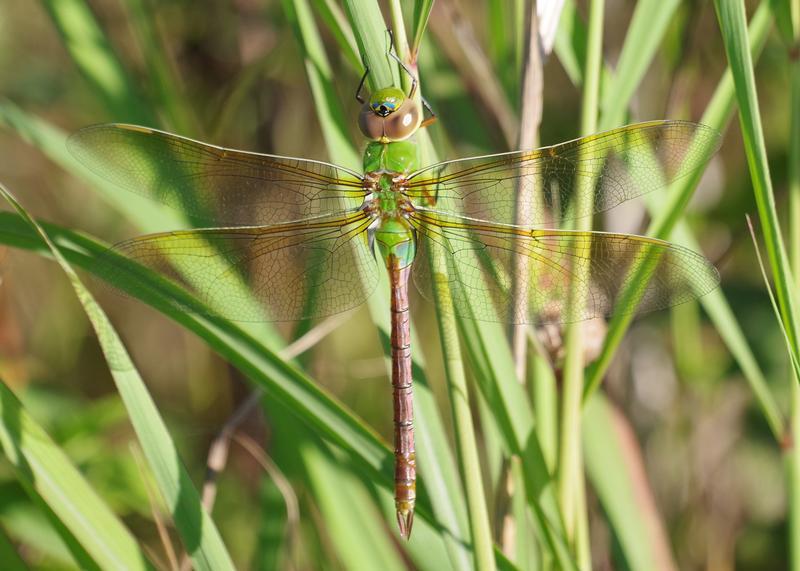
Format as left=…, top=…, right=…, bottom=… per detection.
left=389, top=261, right=415, bottom=539
left=375, top=217, right=416, bottom=269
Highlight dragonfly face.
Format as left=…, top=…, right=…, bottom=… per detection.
left=358, top=86, right=422, bottom=143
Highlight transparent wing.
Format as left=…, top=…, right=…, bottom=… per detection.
left=96, top=211, right=378, bottom=322
left=406, top=121, right=720, bottom=226
left=410, top=211, right=719, bottom=325
left=69, top=124, right=367, bottom=226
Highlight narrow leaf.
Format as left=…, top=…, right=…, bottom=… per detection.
left=0, top=185, right=236, bottom=571
left=0, top=379, right=153, bottom=570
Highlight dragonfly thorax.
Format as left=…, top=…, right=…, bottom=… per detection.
left=363, top=170, right=413, bottom=217
left=362, top=170, right=417, bottom=269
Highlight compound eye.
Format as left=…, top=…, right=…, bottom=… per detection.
left=383, top=100, right=421, bottom=141
left=358, top=102, right=384, bottom=140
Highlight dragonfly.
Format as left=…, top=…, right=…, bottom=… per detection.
left=69, top=73, right=720, bottom=539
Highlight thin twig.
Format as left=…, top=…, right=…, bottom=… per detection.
left=234, top=432, right=300, bottom=569
left=131, top=444, right=180, bottom=571
left=506, top=5, right=544, bottom=553
left=177, top=313, right=351, bottom=571
left=746, top=215, right=800, bottom=384
left=282, top=311, right=352, bottom=361
left=200, top=389, right=264, bottom=511
left=200, top=312, right=351, bottom=512
left=511, top=1, right=544, bottom=383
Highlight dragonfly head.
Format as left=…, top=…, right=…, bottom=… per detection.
left=369, top=87, right=405, bottom=117
left=359, top=87, right=421, bottom=143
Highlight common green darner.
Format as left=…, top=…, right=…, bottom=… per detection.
left=68, top=74, right=720, bottom=539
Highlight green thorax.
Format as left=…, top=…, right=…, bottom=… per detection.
left=363, top=139, right=419, bottom=174
left=364, top=139, right=419, bottom=270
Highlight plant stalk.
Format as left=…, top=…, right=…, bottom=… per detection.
left=787, top=26, right=800, bottom=571
left=558, top=0, right=603, bottom=563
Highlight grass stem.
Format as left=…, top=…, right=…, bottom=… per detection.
left=786, top=23, right=800, bottom=571
left=558, top=0, right=604, bottom=561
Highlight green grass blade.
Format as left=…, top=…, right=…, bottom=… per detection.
left=359, top=2, right=494, bottom=562
left=122, top=0, right=199, bottom=135
left=582, top=394, right=677, bottom=571
left=772, top=0, right=798, bottom=41
left=551, top=2, right=779, bottom=569
left=283, top=0, right=360, bottom=170
left=40, top=0, right=154, bottom=124
left=792, top=23, right=800, bottom=286
left=19, top=497, right=101, bottom=570
left=530, top=346, right=558, bottom=472
left=409, top=353, right=474, bottom=568
left=387, top=0, right=411, bottom=79
left=0, top=99, right=183, bottom=234
left=598, top=0, right=680, bottom=129
left=792, top=382, right=800, bottom=571
left=0, top=211, right=461, bottom=552
left=715, top=0, right=800, bottom=362
left=0, top=503, right=82, bottom=568
left=430, top=270, right=497, bottom=570
left=411, top=0, right=435, bottom=56
left=672, top=223, right=785, bottom=438
left=0, top=185, right=236, bottom=571
left=311, top=0, right=361, bottom=71
left=559, top=0, right=603, bottom=562
left=0, top=531, right=26, bottom=571
left=582, top=2, right=780, bottom=436
left=789, top=4, right=800, bottom=564
left=0, top=378, right=154, bottom=570
left=309, top=4, right=474, bottom=565
left=342, top=0, right=395, bottom=90
left=302, top=444, right=406, bottom=571
left=508, top=457, right=538, bottom=569
left=553, top=0, right=586, bottom=86
left=457, top=317, right=578, bottom=571
left=746, top=216, right=800, bottom=382
left=0, top=527, right=27, bottom=571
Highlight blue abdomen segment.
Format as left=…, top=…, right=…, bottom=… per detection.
left=375, top=218, right=417, bottom=269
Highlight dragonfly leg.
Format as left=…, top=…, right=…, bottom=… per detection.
left=355, top=67, right=370, bottom=103
left=420, top=96, right=437, bottom=128
left=385, top=29, right=419, bottom=99
left=388, top=49, right=419, bottom=99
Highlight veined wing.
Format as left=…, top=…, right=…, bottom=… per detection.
left=96, top=211, right=378, bottom=322
left=406, top=121, right=720, bottom=227
left=69, top=124, right=366, bottom=226
left=410, top=211, right=719, bottom=325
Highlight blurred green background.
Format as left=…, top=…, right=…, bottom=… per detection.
left=0, top=0, right=797, bottom=569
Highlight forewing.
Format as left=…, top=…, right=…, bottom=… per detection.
left=411, top=212, right=719, bottom=325
left=406, top=121, right=720, bottom=226
left=96, top=212, right=378, bottom=322
left=69, top=124, right=366, bottom=225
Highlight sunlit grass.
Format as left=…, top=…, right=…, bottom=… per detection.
left=0, top=0, right=797, bottom=569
